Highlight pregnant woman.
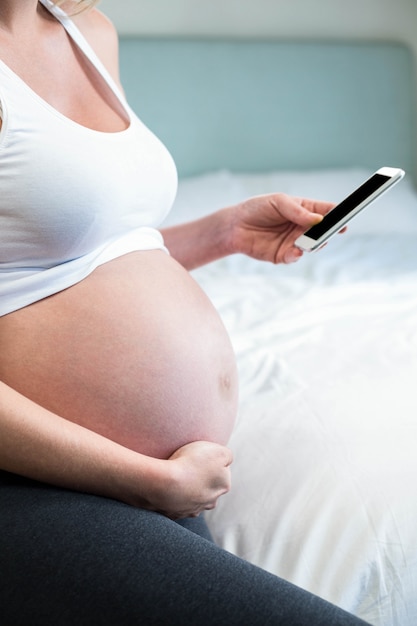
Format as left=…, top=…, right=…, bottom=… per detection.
left=0, top=1, right=368, bottom=623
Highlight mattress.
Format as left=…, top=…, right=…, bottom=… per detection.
left=163, top=168, right=417, bottom=626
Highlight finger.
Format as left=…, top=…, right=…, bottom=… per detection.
left=300, top=198, right=336, bottom=217
left=284, top=246, right=304, bottom=264
left=223, top=447, right=233, bottom=467
left=277, top=196, right=325, bottom=228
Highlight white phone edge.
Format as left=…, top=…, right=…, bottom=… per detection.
left=295, top=166, right=405, bottom=252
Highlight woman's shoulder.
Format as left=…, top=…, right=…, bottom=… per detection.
left=70, top=6, right=121, bottom=84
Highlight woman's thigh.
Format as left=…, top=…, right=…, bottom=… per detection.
left=0, top=472, right=368, bottom=625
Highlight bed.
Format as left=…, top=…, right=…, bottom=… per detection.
left=118, top=37, right=417, bottom=626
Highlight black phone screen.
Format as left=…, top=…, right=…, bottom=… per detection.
left=304, top=174, right=390, bottom=240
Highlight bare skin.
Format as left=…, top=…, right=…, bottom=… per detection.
left=0, top=0, right=333, bottom=518
left=0, top=251, right=239, bottom=460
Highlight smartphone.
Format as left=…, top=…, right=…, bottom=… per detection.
left=295, top=166, right=405, bottom=252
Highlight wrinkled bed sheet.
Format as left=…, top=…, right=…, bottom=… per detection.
left=164, top=169, right=417, bottom=626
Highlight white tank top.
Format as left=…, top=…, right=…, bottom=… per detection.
left=0, top=0, right=178, bottom=316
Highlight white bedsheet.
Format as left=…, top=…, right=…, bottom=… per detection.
left=164, top=169, right=417, bottom=626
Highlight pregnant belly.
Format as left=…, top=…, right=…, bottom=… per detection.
left=0, top=251, right=238, bottom=458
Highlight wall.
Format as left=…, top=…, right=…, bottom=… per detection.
left=99, top=0, right=417, bottom=104
left=99, top=0, right=417, bottom=176
left=99, top=0, right=417, bottom=48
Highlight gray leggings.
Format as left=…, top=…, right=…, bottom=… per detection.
left=0, top=471, right=369, bottom=625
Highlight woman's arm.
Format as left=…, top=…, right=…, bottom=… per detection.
left=161, top=194, right=333, bottom=270
left=0, top=381, right=232, bottom=518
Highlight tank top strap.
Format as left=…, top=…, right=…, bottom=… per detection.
left=38, top=0, right=128, bottom=109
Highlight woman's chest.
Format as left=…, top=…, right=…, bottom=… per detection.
left=0, top=75, right=177, bottom=268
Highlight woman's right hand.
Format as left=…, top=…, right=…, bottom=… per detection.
left=147, top=441, right=233, bottom=519
left=0, top=382, right=232, bottom=520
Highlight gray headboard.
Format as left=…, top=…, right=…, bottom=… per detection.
left=119, top=38, right=416, bottom=179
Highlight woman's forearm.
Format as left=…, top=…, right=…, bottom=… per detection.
left=162, top=193, right=332, bottom=269
left=0, top=381, right=232, bottom=518
left=160, top=207, right=234, bottom=270
left=0, top=381, right=161, bottom=507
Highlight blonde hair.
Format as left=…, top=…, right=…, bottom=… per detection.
left=53, top=0, right=100, bottom=14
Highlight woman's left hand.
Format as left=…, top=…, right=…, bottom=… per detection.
left=227, top=193, right=335, bottom=264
